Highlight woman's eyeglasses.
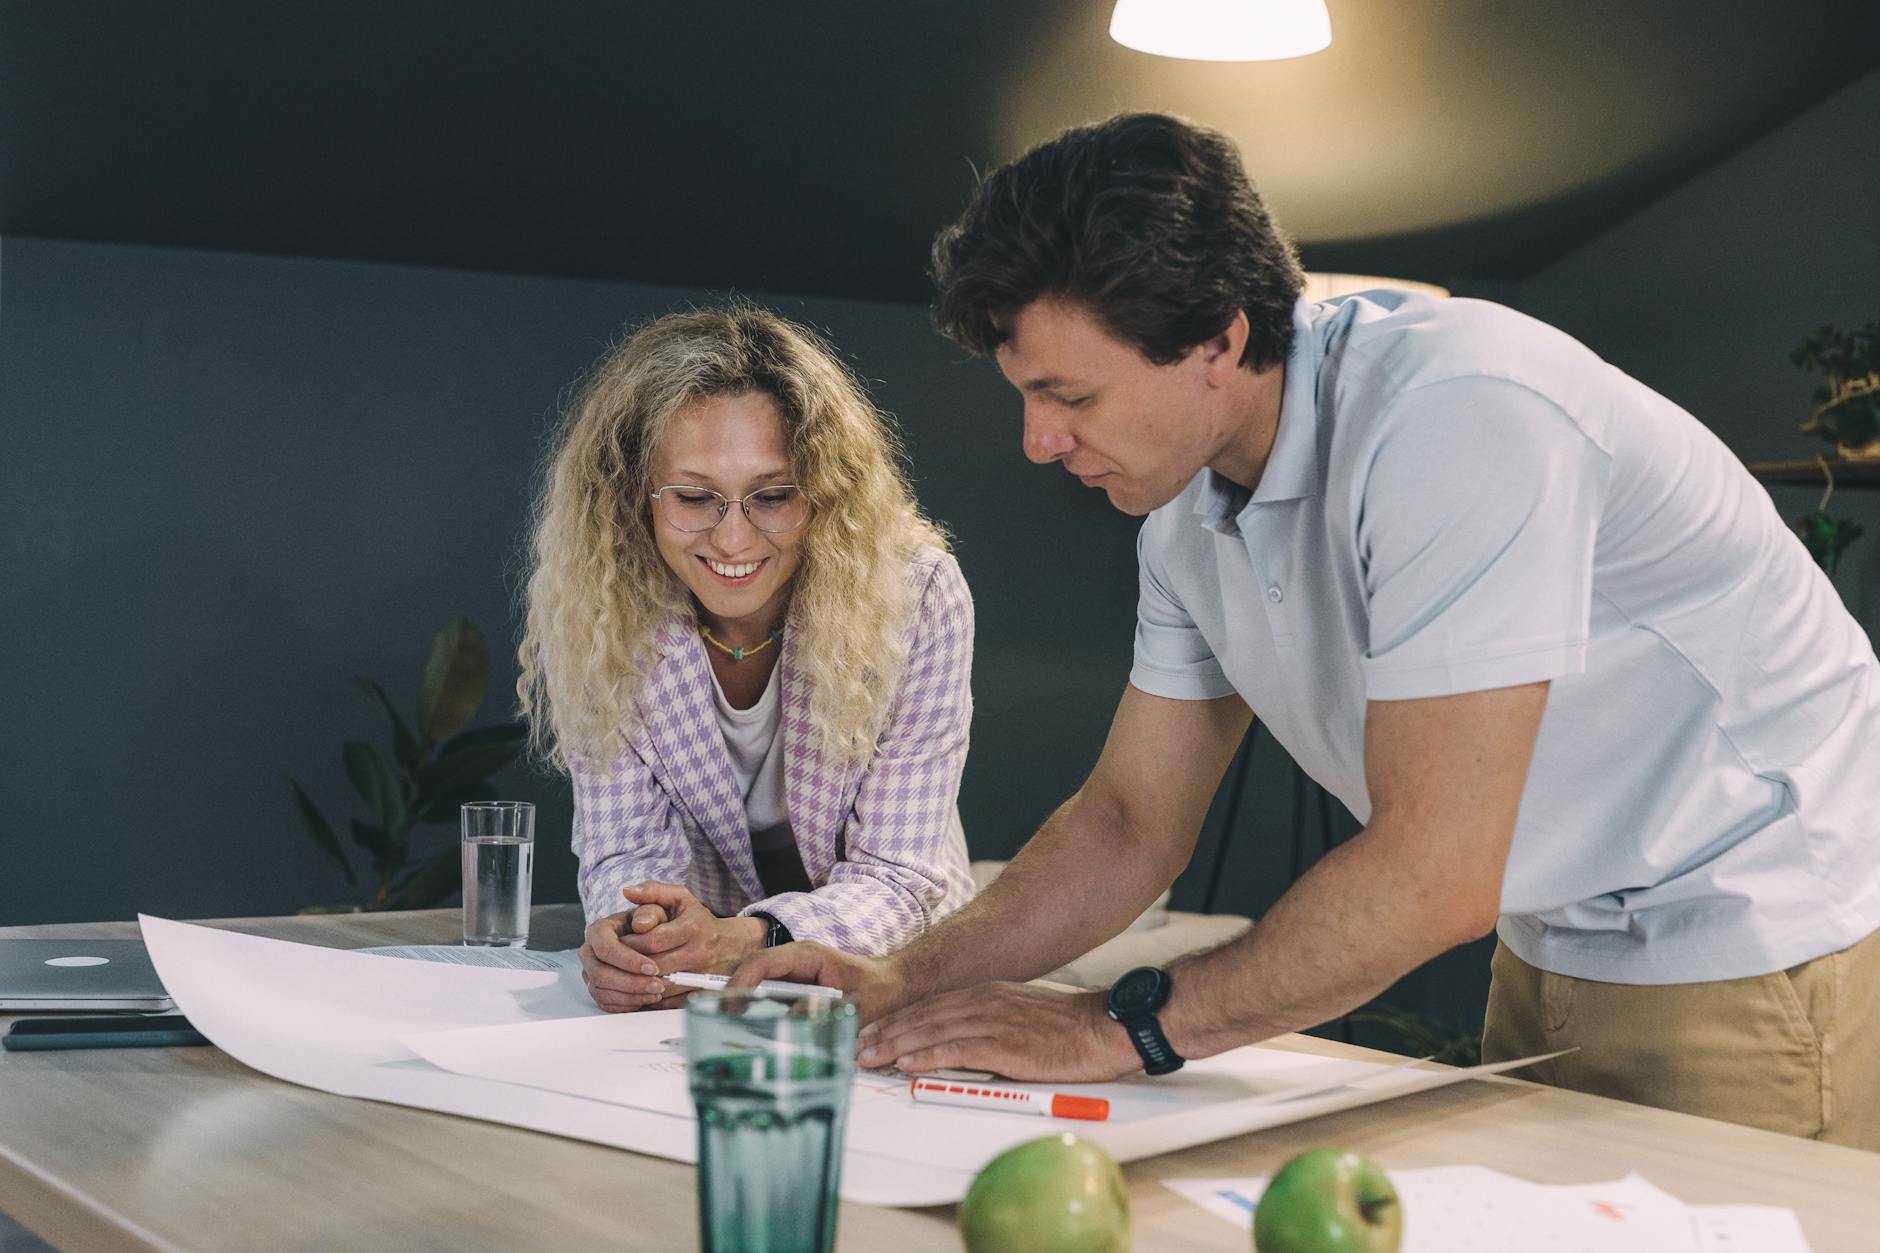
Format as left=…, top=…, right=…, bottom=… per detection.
left=649, top=484, right=809, bottom=534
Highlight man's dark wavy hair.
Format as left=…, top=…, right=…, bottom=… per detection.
left=931, top=112, right=1304, bottom=371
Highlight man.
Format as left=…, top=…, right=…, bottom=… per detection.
left=733, top=112, right=1880, bottom=1148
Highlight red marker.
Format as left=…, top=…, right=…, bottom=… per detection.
left=908, top=1077, right=1110, bottom=1121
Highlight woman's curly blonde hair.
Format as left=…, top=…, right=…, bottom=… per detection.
left=518, top=304, right=947, bottom=769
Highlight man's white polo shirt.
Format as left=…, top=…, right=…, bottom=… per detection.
left=1131, top=290, right=1880, bottom=984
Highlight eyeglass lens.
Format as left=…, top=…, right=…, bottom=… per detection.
left=654, top=486, right=807, bottom=533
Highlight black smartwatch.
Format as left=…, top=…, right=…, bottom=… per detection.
left=1106, top=965, right=1184, bottom=1075
left=752, top=912, right=792, bottom=948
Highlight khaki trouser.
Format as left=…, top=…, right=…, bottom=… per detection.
left=1481, top=927, right=1880, bottom=1150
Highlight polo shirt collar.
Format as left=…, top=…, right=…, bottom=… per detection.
left=1191, top=297, right=1324, bottom=531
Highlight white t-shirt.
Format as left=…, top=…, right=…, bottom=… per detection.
left=708, top=663, right=793, bottom=853
left=1132, top=290, right=1880, bottom=984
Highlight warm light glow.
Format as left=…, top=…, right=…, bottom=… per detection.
left=1109, top=0, right=1332, bottom=63
left=1303, top=273, right=1450, bottom=302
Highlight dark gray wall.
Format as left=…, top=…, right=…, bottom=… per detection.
left=1, top=236, right=1164, bottom=925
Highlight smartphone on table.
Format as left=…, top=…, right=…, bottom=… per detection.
left=3, top=1014, right=209, bottom=1051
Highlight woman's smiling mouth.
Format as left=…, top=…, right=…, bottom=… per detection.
left=701, top=556, right=767, bottom=584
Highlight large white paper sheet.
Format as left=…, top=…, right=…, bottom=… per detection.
left=138, top=916, right=970, bottom=1206
left=144, top=916, right=1556, bottom=1207
left=405, top=1010, right=697, bottom=1117
left=851, top=1050, right=1555, bottom=1176
left=1166, top=1167, right=1814, bottom=1252
left=402, top=1009, right=914, bottom=1120
left=399, top=987, right=1561, bottom=1182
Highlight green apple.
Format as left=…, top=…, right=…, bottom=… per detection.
left=1252, top=1147, right=1402, bottom=1253
left=959, top=1133, right=1131, bottom=1253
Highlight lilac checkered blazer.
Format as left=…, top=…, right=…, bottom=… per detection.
left=571, top=546, right=975, bottom=955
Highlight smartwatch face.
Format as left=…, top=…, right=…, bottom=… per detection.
left=1113, top=966, right=1166, bottom=1014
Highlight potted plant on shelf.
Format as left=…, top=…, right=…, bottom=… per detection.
left=288, top=618, right=527, bottom=912
left=1794, top=470, right=1864, bottom=577
left=1793, top=320, right=1880, bottom=458
left=1787, top=320, right=1877, bottom=575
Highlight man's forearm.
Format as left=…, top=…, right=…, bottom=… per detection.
left=1160, top=816, right=1499, bottom=1058
left=896, top=787, right=1191, bottom=1000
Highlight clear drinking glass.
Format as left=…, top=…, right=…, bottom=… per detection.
left=460, top=801, right=534, bottom=946
left=685, top=990, right=859, bottom=1253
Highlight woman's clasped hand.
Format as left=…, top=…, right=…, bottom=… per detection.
left=577, top=881, right=768, bottom=1012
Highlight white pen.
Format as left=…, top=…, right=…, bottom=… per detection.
left=665, top=971, right=845, bottom=999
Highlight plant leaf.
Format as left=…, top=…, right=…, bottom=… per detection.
left=415, top=740, right=522, bottom=801
left=418, top=618, right=488, bottom=746
left=288, top=777, right=358, bottom=887
left=349, top=819, right=397, bottom=871
left=343, top=741, right=404, bottom=833
left=353, top=675, right=419, bottom=774
left=420, top=780, right=498, bottom=824
left=386, top=846, right=464, bottom=911
left=436, top=720, right=528, bottom=757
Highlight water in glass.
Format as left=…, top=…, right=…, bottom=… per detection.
left=461, top=836, right=532, bottom=946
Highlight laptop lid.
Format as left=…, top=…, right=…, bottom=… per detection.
left=0, top=938, right=175, bottom=1011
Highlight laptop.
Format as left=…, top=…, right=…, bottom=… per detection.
left=0, top=938, right=175, bottom=1011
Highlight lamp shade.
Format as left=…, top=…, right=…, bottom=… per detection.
left=1109, top=0, right=1332, bottom=63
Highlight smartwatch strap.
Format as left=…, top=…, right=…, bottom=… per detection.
left=1120, top=1010, right=1183, bottom=1075
left=752, top=911, right=793, bottom=948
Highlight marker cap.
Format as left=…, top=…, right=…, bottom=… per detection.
left=1048, top=1094, right=1110, bottom=1121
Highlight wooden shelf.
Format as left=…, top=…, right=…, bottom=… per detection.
left=1746, top=457, right=1880, bottom=489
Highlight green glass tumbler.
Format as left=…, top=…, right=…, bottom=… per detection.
left=685, top=990, right=859, bottom=1253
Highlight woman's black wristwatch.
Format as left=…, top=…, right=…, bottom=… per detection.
left=1106, top=965, right=1184, bottom=1075
left=753, top=912, right=792, bottom=948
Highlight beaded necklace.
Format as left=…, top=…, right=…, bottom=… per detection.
left=700, top=625, right=781, bottom=662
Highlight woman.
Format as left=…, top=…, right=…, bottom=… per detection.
left=519, top=305, right=975, bottom=1012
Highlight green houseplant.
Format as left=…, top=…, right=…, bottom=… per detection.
left=1788, top=320, right=1876, bottom=575
left=1793, top=319, right=1880, bottom=456
left=1796, top=484, right=1864, bottom=578
left=288, top=618, right=527, bottom=911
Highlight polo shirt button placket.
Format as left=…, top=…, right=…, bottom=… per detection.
left=1262, top=581, right=1295, bottom=648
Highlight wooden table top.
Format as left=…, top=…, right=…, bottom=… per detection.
left=3, top=909, right=1876, bottom=1252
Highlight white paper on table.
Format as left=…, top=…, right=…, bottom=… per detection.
left=401, top=1010, right=912, bottom=1119
left=1165, top=1167, right=1813, bottom=1253
left=403, top=996, right=1562, bottom=1180
left=359, top=944, right=582, bottom=972
left=137, top=916, right=972, bottom=1206
left=143, top=916, right=1560, bottom=1207
left=841, top=1048, right=1563, bottom=1177
left=1690, top=1205, right=1814, bottom=1252
left=1593, top=1177, right=1813, bottom=1253
left=404, top=1010, right=697, bottom=1116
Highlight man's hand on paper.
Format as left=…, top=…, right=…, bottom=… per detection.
left=729, top=942, right=1139, bottom=1081
left=726, top=940, right=912, bottom=1026
left=858, top=983, right=1139, bottom=1082
left=578, top=881, right=765, bottom=1012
